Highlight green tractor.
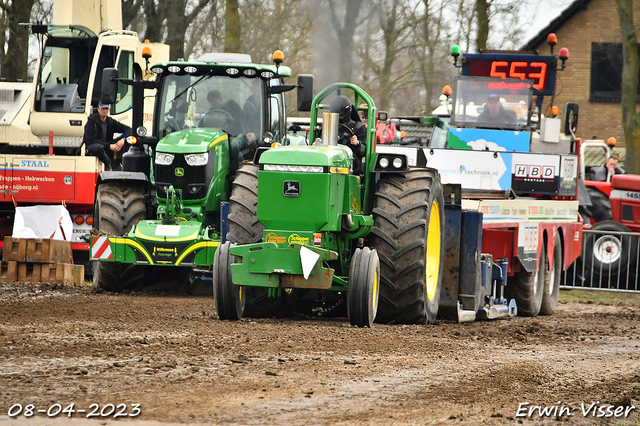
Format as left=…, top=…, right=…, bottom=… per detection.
left=89, top=52, right=313, bottom=294
left=213, top=83, right=446, bottom=326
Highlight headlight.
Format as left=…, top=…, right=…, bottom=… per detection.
left=136, top=126, right=147, bottom=137
left=184, top=153, right=209, bottom=166
left=155, top=152, right=175, bottom=165
left=378, top=157, right=389, bottom=168
left=393, top=157, right=403, bottom=168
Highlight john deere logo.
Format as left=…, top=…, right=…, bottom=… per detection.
left=283, top=180, right=300, bottom=197
left=174, top=167, right=184, bottom=177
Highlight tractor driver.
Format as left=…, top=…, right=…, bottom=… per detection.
left=330, top=95, right=366, bottom=175
left=477, top=94, right=516, bottom=126
left=82, top=101, right=132, bottom=171
left=201, top=89, right=243, bottom=135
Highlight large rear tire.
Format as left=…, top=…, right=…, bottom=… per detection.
left=347, top=247, right=380, bottom=327
left=540, top=234, right=562, bottom=315
left=93, top=182, right=146, bottom=292
left=213, top=241, right=244, bottom=320
left=226, top=163, right=290, bottom=317
left=371, top=168, right=445, bottom=324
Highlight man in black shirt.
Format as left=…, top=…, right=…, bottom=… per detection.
left=329, top=95, right=366, bottom=175
left=82, top=101, right=131, bottom=171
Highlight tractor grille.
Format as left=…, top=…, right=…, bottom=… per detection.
left=155, top=154, right=212, bottom=200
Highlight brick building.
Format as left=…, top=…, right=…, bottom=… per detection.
left=522, top=0, right=638, bottom=147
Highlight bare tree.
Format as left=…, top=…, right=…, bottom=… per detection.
left=224, top=0, right=240, bottom=52
left=141, top=0, right=166, bottom=43
left=409, top=0, right=456, bottom=115
left=476, top=0, right=488, bottom=51
left=184, top=1, right=222, bottom=59
left=0, top=0, right=36, bottom=81
left=327, top=0, right=368, bottom=82
left=616, top=0, right=639, bottom=174
left=134, top=0, right=211, bottom=59
left=122, top=0, right=143, bottom=31
left=358, top=0, right=414, bottom=111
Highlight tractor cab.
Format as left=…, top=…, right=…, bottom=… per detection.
left=448, top=76, right=534, bottom=152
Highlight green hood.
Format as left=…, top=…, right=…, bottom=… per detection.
left=259, top=145, right=352, bottom=168
left=157, top=128, right=228, bottom=154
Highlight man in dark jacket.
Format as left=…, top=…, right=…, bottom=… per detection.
left=477, top=94, right=516, bottom=127
left=82, top=101, right=132, bottom=170
left=330, top=95, right=366, bottom=175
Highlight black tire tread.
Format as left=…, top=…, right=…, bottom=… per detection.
left=510, top=246, right=546, bottom=317
left=226, top=163, right=285, bottom=318
left=540, top=234, right=562, bottom=315
left=371, top=168, right=444, bottom=324
left=93, top=182, right=146, bottom=292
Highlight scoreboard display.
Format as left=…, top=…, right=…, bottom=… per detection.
left=461, top=54, right=558, bottom=96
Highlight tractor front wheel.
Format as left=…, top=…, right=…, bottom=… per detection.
left=213, top=241, right=244, bottom=320
left=93, top=182, right=146, bottom=292
left=372, top=168, right=445, bottom=324
left=347, top=247, right=380, bottom=327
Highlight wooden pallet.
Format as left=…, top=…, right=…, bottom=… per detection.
left=0, top=261, right=84, bottom=286
left=1, top=237, right=83, bottom=285
left=3, top=237, right=73, bottom=263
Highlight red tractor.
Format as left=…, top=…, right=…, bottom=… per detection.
left=579, top=140, right=639, bottom=289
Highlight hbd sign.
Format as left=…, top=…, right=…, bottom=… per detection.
left=514, top=164, right=556, bottom=180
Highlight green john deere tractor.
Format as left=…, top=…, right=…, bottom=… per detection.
left=213, top=83, right=446, bottom=326
left=89, top=52, right=313, bottom=294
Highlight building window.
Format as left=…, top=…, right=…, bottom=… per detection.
left=590, top=42, right=640, bottom=102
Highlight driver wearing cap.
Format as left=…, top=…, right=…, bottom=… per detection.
left=82, top=101, right=132, bottom=171
left=477, top=94, right=516, bottom=126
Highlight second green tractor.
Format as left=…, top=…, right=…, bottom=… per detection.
left=214, top=83, right=446, bottom=327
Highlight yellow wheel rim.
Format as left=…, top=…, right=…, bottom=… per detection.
left=425, top=200, right=441, bottom=301
left=372, top=267, right=379, bottom=309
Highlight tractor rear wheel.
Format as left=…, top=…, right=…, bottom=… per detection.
left=213, top=241, right=244, bottom=320
left=347, top=247, right=380, bottom=327
left=226, top=162, right=291, bottom=317
left=583, top=220, right=636, bottom=284
left=540, top=234, right=562, bottom=315
left=371, top=168, right=445, bottom=324
left=509, top=244, right=546, bottom=317
left=93, top=182, right=146, bottom=292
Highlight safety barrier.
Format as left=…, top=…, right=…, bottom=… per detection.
left=561, top=228, right=640, bottom=292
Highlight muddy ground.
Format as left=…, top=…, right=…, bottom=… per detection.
left=0, top=282, right=639, bottom=425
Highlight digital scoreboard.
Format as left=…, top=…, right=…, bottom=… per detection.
left=461, top=54, right=558, bottom=96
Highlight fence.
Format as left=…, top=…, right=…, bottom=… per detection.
left=561, top=228, right=640, bottom=293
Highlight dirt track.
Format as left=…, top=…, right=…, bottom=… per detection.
left=1, top=282, right=639, bottom=425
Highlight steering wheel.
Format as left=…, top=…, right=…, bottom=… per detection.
left=200, top=109, right=234, bottom=127
left=338, top=123, right=357, bottom=145
left=339, top=123, right=355, bottom=136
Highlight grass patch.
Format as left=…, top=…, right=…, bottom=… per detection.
left=560, top=289, right=640, bottom=306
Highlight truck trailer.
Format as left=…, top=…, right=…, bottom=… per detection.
left=0, top=0, right=168, bottom=271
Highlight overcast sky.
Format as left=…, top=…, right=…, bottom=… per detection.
left=521, top=0, right=576, bottom=43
